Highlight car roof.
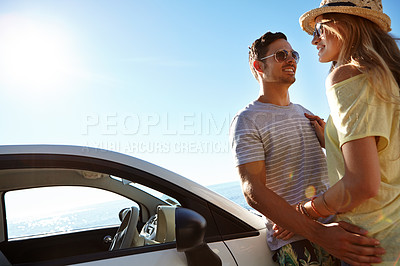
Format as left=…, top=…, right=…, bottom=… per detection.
left=0, top=144, right=265, bottom=229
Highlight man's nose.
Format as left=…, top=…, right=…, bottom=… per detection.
left=286, top=53, right=296, bottom=64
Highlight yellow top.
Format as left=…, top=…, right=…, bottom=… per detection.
left=325, top=74, right=400, bottom=264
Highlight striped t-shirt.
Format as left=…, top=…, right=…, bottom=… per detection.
left=230, top=100, right=329, bottom=250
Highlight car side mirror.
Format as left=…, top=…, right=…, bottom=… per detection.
left=175, top=208, right=222, bottom=266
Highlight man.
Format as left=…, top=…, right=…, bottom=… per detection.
left=229, top=32, right=385, bottom=265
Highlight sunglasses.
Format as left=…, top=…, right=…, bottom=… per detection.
left=259, top=49, right=300, bottom=64
left=313, top=20, right=333, bottom=38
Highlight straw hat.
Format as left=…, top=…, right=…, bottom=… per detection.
left=299, top=0, right=391, bottom=35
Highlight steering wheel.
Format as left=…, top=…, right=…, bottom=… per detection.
left=109, top=206, right=140, bottom=250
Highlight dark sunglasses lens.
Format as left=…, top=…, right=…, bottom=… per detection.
left=275, top=50, right=287, bottom=62
left=314, top=23, right=322, bottom=37
left=292, top=51, right=300, bottom=61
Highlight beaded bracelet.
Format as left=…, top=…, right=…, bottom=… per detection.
left=310, top=197, right=329, bottom=218
left=296, top=201, right=305, bottom=214
left=296, top=201, right=302, bottom=213
left=300, top=202, right=314, bottom=219
left=297, top=201, right=316, bottom=220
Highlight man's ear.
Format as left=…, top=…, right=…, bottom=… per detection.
left=253, top=60, right=264, bottom=73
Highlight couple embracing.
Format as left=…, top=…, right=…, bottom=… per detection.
left=230, top=0, right=400, bottom=265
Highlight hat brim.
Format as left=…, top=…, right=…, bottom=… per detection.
left=299, top=6, right=391, bottom=35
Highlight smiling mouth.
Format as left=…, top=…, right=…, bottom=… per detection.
left=283, top=67, right=295, bottom=74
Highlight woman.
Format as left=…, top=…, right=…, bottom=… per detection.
left=297, top=0, right=400, bottom=264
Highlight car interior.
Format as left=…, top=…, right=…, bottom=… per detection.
left=0, top=168, right=179, bottom=265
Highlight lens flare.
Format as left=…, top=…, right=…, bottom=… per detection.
left=341, top=190, right=353, bottom=209
left=395, top=252, right=400, bottom=265
left=371, top=211, right=393, bottom=225
left=305, top=185, right=316, bottom=198
left=288, top=172, right=294, bottom=180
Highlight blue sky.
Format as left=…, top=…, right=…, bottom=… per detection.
left=0, top=0, right=399, bottom=185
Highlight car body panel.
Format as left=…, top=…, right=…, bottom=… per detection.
left=225, top=228, right=274, bottom=265
left=75, top=242, right=238, bottom=266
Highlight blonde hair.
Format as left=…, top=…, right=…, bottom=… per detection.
left=323, top=13, right=400, bottom=104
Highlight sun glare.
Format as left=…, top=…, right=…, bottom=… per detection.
left=0, top=15, right=75, bottom=95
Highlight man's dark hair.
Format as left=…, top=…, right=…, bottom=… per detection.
left=249, top=32, right=287, bottom=79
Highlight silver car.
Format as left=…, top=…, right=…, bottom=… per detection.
left=0, top=145, right=273, bottom=265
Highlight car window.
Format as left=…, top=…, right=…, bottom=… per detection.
left=4, top=186, right=137, bottom=239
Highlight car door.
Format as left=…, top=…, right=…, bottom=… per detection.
left=0, top=179, right=238, bottom=266
left=0, top=148, right=262, bottom=265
